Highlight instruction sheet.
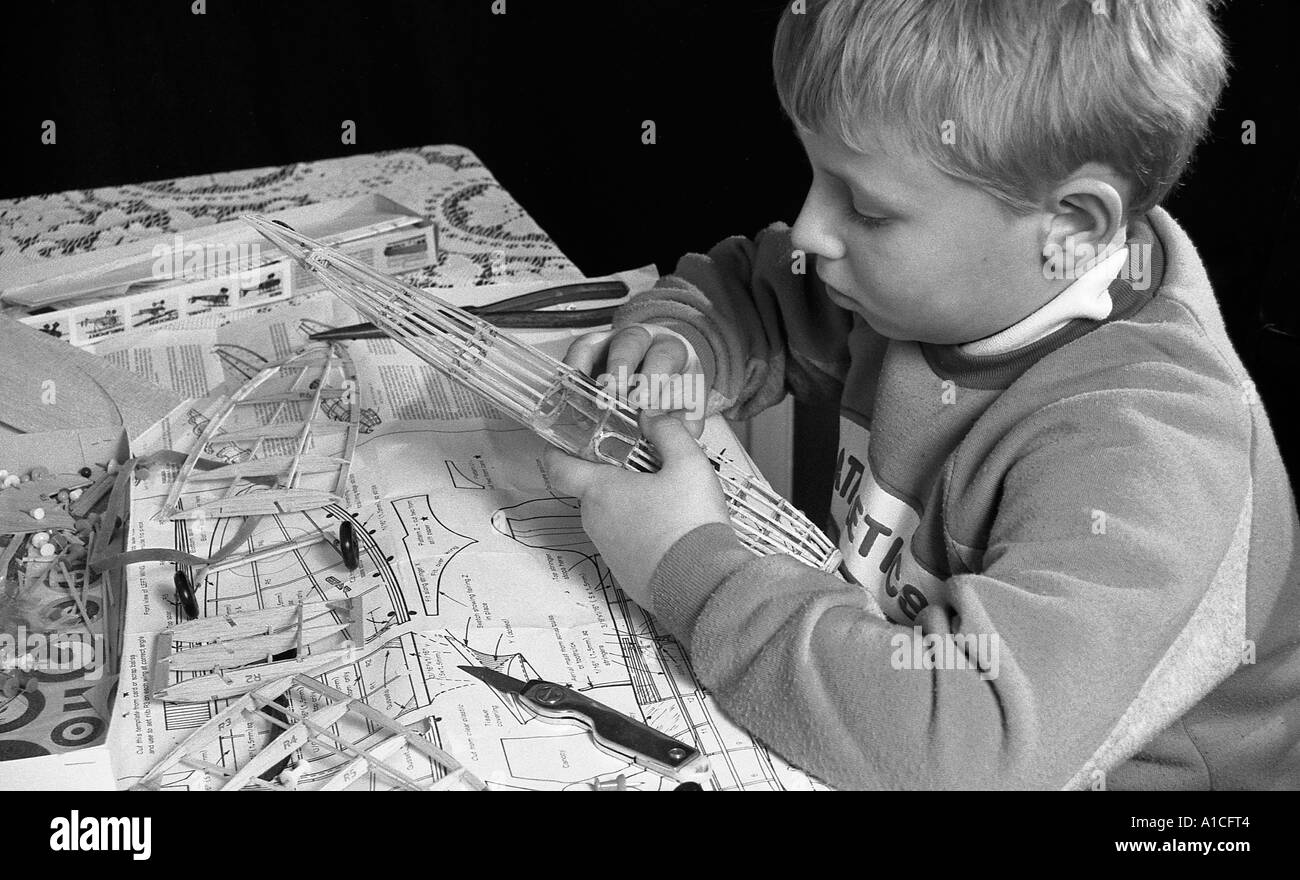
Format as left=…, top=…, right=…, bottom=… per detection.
left=107, top=275, right=825, bottom=791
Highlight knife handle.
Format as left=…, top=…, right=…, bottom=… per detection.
left=521, top=681, right=704, bottom=777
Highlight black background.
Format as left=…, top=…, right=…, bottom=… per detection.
left=3, top=0, right=1298, bottom=505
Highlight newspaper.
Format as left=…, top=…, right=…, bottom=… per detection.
left=107, top=274, right=825, bottom=791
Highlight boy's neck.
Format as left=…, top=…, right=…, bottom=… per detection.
left=959, top=224, right=1130, bottom=357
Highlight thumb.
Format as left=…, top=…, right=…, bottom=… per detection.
left=542, top=446, right=603, bottom=499
left=641, top=412, right=705, bottom=470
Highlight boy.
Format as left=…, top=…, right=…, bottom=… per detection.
left=545, top=0, right=1300, bottom=789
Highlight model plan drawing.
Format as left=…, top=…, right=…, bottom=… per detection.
left=104, top=275, right=822, bottom=790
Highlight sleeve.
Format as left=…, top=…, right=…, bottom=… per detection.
left=613, top=223, right=868, bottom=420
left=647, top=374, right=1253, bottom=789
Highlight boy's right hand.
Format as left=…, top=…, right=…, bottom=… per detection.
left=563, top=325, right=707, bottom=439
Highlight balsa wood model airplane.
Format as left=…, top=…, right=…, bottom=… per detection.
left=133, top=674, right=484, bottom=791
left=148, top=595, right=369, bottom=702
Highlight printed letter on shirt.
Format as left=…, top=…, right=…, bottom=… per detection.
left=831, top=419, right=946, bottom=623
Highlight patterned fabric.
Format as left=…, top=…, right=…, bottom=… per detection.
left=0, top=145, right=582, bottom=288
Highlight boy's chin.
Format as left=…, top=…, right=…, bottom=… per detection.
left=862, top=318, right=916, bottom=342
left=857, top=311, right=946, bottom=345
left=827, top=285, right=933, bottom=343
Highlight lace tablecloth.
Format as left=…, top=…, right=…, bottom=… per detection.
left=0, top=145, right=583, bottom=289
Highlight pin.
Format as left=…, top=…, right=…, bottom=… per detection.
left=30, top=507, right=45, bottom=520
left=277, top=758, right=315, bottom=791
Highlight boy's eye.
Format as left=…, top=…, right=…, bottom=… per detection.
left=849, top=208, right=890, bottom=228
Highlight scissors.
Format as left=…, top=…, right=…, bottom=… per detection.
left=460, top=665, right=710, bottom=781
left=308, top=279, right=629, bottom=339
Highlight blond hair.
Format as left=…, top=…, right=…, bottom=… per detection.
left=773, top=0, right=1228, bottom=215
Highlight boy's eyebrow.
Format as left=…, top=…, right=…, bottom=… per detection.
left=798, top=129, right=911, bottom=213
left=824, top=167, right=906, bottom=214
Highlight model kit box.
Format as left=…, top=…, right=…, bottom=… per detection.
left=0, top=427, right=131, bottom=790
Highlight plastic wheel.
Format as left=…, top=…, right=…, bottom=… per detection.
left=338, top=520, right=360, bottom=571
left=173, top=570, right=199, bottom=620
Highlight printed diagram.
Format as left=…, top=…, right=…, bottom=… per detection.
left=133, top=299, right=179, bottom=328
left=444, top=629, right=541, bottom=725
left=491, top=497, right=588, bottom=552
left=387, top=495, right=476, bottom=618
left=239, top=271, right=282, bottom=301
left=77, top=308, right=123, bottom=340
left=109, top=296, right=822, bottom=790
left=443, top=493, right=824, bottom=791
left=185, top=288, right=231, bottom=314
left=446, top=455, right=489, bottom=490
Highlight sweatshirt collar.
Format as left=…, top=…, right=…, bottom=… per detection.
left=958, top=243, right=1128, bottom=357
left=921, top=216, right=1165, bottom=389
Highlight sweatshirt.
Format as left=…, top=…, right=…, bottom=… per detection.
left=614, top=208, right=1300, bottom=790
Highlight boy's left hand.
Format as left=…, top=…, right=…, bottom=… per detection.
left=543, top=413, right=731, bottom=611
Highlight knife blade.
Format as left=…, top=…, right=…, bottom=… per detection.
left=459, top=665, right=708, bottom=781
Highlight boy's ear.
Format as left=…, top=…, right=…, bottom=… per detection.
left=1040, top=167, right=1128, bottom=270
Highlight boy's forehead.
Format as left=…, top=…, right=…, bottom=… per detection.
left=798, top=125, right=942, bottom=201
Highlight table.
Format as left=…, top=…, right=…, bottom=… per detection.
left=0, top=146, right=821, bottom=791
left=0, top=145, right=582, bottom=292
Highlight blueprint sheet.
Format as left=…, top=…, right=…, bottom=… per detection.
left=106, top=279, right=826, bottom=791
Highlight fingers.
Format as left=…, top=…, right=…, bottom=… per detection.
left=605, top=326, right=653, bottom=397
left=542, top=446, right=603, bottom=498
left=641, top=412, right=706, bottom=469
left=679, top=410, right=706, bottom=440
left=633, top=338, right=690, bottom=409
left=565, top=327, right=702, bottom=417
left=640, top=336, right=688, bottom=379
left=653, top=409, right=707, bottom=439
left=563, top=329, right=617, bottom=375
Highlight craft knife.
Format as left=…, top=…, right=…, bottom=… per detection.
left=459, top=665, right=709, bottom=781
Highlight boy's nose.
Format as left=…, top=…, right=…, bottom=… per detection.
left=791, top=194, right=845, bottom=262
